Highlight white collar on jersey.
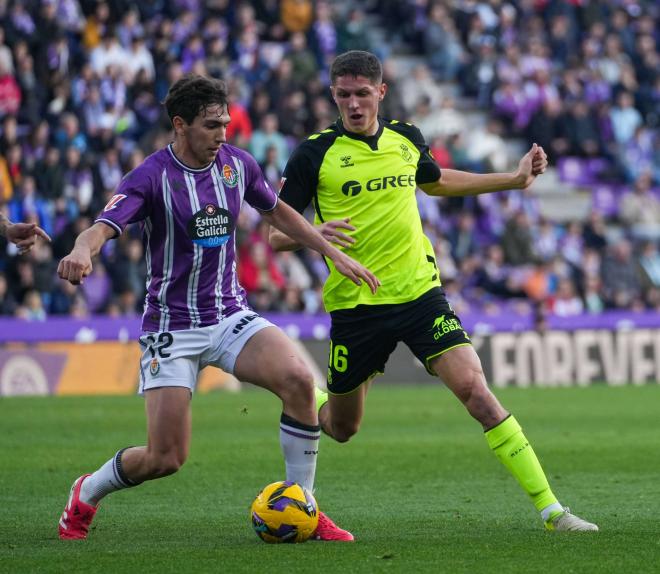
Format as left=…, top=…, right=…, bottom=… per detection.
left=167, top=143, right=217, bottom=173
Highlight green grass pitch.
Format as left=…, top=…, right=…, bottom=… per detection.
left=1, top=384, right=658, bottom=573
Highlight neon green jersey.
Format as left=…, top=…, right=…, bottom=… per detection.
left=280, top=118, right=442, bottom=312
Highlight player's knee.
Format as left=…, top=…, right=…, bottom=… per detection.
left=456, top=373, right=505, bottom=424
left=453, top=365, right=486, bottom=405
left=331, top=419, right=360, bottom=443
left=148, top=450, right=187, bottom=478
left=279, top=362, right=315, bottom=406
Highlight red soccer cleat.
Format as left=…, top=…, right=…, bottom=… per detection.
left=314, top=511, right=354, bottom=541
left=58, top=474, right=98, bottom=540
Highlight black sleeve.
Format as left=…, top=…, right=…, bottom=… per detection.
left=386, top=121, right=441, bottom=184
left=279, top=143, right=318, bottom=214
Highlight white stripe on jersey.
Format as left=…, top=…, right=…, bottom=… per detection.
left=210, top=165, right=227, bottom=319
left=226, top=158, right=249, bottom=311
left=159, top=171, right=175, bottom=332
left=232, top=259, right=249, bottom=311
left=143, top=217, right=153, bottom=315
left=231, top=156, right=247, bottom=204
left=184, top=171, right=203, bottom=328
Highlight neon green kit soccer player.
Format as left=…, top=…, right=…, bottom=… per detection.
left=270, top=50, right=598, bottom=533
left=0, top=213, right=51, bottom=254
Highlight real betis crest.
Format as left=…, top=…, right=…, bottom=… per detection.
left=222, top=164, right=239, bottom=187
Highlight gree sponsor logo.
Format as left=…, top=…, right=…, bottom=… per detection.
left=340, top=174, right=416, bottom=197
left=342, top=180, right=362, bottom=196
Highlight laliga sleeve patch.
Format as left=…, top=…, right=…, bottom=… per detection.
left=187, top=204, right=235, bottom=247
left=103, top=194, right=127, bottom=211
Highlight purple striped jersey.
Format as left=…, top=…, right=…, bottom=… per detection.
left=96, top=143, right=278, bottom=332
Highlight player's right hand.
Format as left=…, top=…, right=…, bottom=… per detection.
left=57, top=250, right=93, bottom=285
left=6, top=222, right=51, bottom=254
left=319, top=218, right=356, bottom=248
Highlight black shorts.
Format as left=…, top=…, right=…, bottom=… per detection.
left=327, top=287, right=472, bottom=395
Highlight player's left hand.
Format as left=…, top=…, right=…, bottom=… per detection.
left=6, top=222, right=52, bottom=254
left=516, top=143, right=548, bottom=188
left=330, top=249, right=381, bottom=294
left=319, top=217, right=356, bottom=248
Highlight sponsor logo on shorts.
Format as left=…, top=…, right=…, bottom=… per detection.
left=232, top=313, right=258, bottom=334
left=187, top=204, right=235, bottom=248
left=432, top=314, right=464, bottom=340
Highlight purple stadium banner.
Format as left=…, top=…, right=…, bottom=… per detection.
left=1, top=311, right=660, bottom=343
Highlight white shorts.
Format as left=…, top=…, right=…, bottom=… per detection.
left=137, top=310, right=274, bottom=394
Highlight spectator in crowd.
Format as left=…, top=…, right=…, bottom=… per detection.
left=501, top=211, right=536, bottom=266
left=16, top=289, right=47, bottom=321
left=547, top=277, right=584, bottom=317
left=583, top=275, right=605, bottom=314
left=609, top=91, right=643, bottom=145
left=238, top=241, right=286, bottom=308
left=423, top=3, right=464, bottom=82
left=248, top=113, right=289, bottom=171
left=448, top=212, right=478, bottom=262
left=0, top=270, right=17, bottom=314
left=582, top=211, right=609, bottom=253
left=600, top=239, right=642, bottom=309
left=620, top=172, right=660, bottom=240
left=260, top=145, right=284, bottom=193
left=637, top=240, right=660, bottom=296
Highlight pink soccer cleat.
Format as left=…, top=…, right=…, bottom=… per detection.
left=58, top=474, right=98, bottom=540
left=314, top=511, right=354, bottom=541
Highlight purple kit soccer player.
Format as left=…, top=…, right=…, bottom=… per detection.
left=57, top=75, right=379, bottom=542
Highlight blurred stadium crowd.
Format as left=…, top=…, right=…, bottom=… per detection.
left=0, top=0, right=658, bottom=321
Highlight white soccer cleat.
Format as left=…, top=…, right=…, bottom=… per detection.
left=545, top=507, right=599, bottom=532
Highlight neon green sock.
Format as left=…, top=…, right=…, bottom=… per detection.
left=314, top=387, right=328, bottom=415
left=485, top=415, right=558, bottom=511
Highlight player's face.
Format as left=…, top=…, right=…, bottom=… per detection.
left=176, top=104, right=230, bottom=168
left=331, top=75, right=386, bottom=136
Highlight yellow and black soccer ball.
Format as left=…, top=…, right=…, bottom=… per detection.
left=250, top=481, right=319, bottom=543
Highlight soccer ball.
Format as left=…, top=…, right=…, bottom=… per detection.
left=250, top=481, right=319, bottom=543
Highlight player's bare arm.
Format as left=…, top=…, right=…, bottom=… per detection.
left=0, top=213, right=52, bottom=254
left=270, top=217, right=356, bottom=251
left=262, top=201, right=380, bottom=293
left=420, top=144, right=548, bottom=197
left=57, top=222, right=116, bottom=285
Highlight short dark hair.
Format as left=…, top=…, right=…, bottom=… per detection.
left=164, top=75, right=228, bottom=124
left=330, top=51, right=382, bottom=84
